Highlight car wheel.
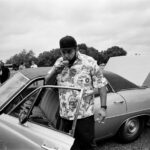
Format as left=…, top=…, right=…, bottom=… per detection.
left=116, top=117, right=144, bottom=143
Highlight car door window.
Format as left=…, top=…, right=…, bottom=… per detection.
left=8, top=88, right=41, bottom=118
left=8, top=87, right=60, bottom=129
left=106, top=83, right=114, bottom=93
left=6, top=86, right=83, bottom=138
left=20, top=79, right=44, bottom=98
left=4, top=79, right=44, bottom=114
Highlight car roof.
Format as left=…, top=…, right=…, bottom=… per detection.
left=18, top=67, right=51, bottom=80
left=18, top=67, right=139, bottom=92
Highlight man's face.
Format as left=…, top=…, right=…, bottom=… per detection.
left=60, top=48, right=76, bottom=61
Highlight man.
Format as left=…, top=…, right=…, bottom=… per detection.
left=0, top=61, right=10, bottom=84
left=45, top=36, right=107, bottom=150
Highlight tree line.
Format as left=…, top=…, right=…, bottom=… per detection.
left=6, top=43, right=127, bottom=69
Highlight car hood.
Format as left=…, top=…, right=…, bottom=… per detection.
left=105, top=56, right=150, bottom=87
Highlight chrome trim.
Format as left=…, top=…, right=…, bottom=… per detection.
left=106, top=108, right=150, bottom=119
left=41, top=144, right=58, bottom=150
left=113, top=100, right=124, bottom=104
left=42, top=85, right=81, bottom=91
left=19, top=71, right=30, bottom=81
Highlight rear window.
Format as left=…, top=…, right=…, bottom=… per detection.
left=103, top=71, right=140, bottom=92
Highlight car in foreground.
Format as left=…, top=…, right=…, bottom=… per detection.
left=0, top=63, right=150, bottom=149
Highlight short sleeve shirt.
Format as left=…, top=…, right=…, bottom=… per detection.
left=48, top=52, right=107, bottom=120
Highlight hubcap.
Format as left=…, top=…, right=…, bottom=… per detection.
left=125, top=119, right=139, bottom=135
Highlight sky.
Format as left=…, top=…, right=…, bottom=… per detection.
left=0, top=0, right=150, bottom=62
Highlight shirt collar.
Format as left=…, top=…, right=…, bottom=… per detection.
left=74, top=51, right=82, bottom=65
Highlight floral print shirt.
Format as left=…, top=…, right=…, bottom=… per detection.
left=48, top=52, right=107, bottom=120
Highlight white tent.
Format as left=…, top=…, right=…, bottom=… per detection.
left=105, top=56, right=150, bottom=87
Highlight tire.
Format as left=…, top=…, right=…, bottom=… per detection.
left=116, top=117, right=144, bottom=143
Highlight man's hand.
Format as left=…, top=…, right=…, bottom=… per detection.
left=94, top=108, right=106, bottom=124
left=83, top=89, right=94, bottom=98
left=54, top=60, right=69, bottom=73
left=45, top=60, right=69, bottom=85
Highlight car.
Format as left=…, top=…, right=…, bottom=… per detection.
left=0, top=56, right=150, bottom=150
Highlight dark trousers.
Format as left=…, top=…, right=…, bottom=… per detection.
left=60, top=115, right=99, bottom=150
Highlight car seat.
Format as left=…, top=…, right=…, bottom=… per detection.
left=39, top=88, right=59, bottom=127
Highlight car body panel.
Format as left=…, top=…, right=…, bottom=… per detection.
left=118, top=88, right=150, bottom=113
left=0, top=114, right=41, bottom=150
left=94, top=92, right=127, bottom=139
left=0, top=114, right=74, bottom=150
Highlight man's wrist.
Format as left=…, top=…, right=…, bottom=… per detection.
left=101, top=106, right=107, bottom=110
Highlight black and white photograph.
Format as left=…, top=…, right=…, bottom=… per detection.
left=0, top=0, right=150, bottom=150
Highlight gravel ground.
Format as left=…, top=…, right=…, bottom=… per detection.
left=97, top=126, right=150, bottom=150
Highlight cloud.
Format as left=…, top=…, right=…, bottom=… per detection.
left=0, top=0, right=150, bottom=61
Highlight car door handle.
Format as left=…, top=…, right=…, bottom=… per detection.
left=114, top=100, right=124, bottom=104
left=41, top=144, right=58, bottom=150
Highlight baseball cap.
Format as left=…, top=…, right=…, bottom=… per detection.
left=59, top=36, right=77, bottom=49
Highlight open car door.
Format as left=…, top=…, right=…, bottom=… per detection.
left=0, top=85, right=83, bottom=150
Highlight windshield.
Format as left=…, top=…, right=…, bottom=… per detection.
left=0, top=72, right=29, bottom=106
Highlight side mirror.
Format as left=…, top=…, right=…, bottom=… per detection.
left=19, top=111, right=28, bottom=124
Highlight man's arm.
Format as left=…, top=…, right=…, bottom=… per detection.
left=90, top=60, right=108, bottom=123
left=95, top=85, right=107, bottom=123
left=99, top=86, right=107, bottom=107
left=45, top=67, right=58, bottom=85
left=45, top=60, right=69, bottom=85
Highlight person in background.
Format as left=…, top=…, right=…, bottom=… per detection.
left=30, top=60, right=38, bottom=86
left=45, top=35, right=107, bottom=150
left=0, top=61, right=10, bottom=84
left=19, top=62, right=26, bottom=70
left=12, top=64, right=19, bottom=71
left=30, top=61, right=38, bottom=68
